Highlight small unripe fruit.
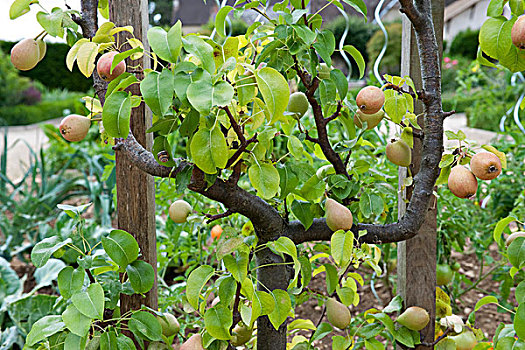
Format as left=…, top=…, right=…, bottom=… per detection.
left=511, top=15, right=525, bottom=50
left=506, top=232, right=525, bottom=246
left=449, top=331, right=477, bottom=350
left=157, top=313, right=180, bottom=337
left=318, top=63, right=331, bottom=79
left=230, top=322, right=252, bottom=346
left=436, top=264, right=454, bottom=286
left=386, top=139, right=411, bottom=167
left=356, top=86, right=385, bottom=114
left=287, top=92, right=309, bottom=117
left=354, top=109, right=385, bottom=130
left=168, top=200, right=192, bottom=223
left=448, top=166, right=478, bottom=198
left=211, top=225, right=223, bottom=240
left=396, top=306, right=430, bottom=331
left=180, top=334, right=204, bottom=350
left=325, top=198, right=353, bottom=231
left=470, top=152, right=502, bottom=180
left=59, top=114, right=91, bottom=142
left=10, top=38, right=41, bottom=71
left=325, top=298, right=351, bottom=329
left=97, top=51, right=126, bottom=82
left=37, top=39, right=46, bottom=62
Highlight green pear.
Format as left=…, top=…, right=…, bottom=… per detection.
left=37, top=39, right=46, bottom=62
left=287, top=92, right=309, bottom=117
left=449, top=331, right=477, bottom=350
left=230, top=322, right=252, bottom=346
left=326, top=298, right=351, bottom=329
left=325, top=198, right=353, bottom=231
left=386, top=139, right=411, bottom=167
left=169, top=200, right=192, bottom=223
left=10, top=38, right=40, bottom=71
left=157, top=313, right=180, bottom=337
left=396, top=306, right=430, bottom=331
left=354, top=109, right=385, bottom=130
left=180, top=334, right=204, bottom=350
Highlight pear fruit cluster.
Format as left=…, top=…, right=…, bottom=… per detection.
left=325, top=198, right=353, bottom=231
left=326, top=298, right=351, bottom=329
left=59, top=114, right=92, bottom=142
left=10, top=38, right=46, bottom=71
left=169, top=199, right=192, bottom=223
left=447, top=152, right=502, bottom=199
left=396, top=306, right=430, bottom=331
left=97, top=51, right=126, bottom=82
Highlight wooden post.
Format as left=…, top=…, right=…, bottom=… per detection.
left=109, top=0, right=158, bottom=313
left=398, top=0, right=443, bottom=348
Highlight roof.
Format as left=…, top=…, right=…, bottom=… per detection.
left=444, top=0, right=483, bottom=21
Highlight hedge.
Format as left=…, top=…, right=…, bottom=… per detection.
left=0, top=41, right=93, bottom=92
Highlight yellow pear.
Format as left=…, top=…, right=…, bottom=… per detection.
left=386, top=139, right=411, bottom=167
left=325, top=198, right=353, bottom=231
left=396, top=306, right=430, bottom=331
left=354, top=109, right=385, bottom=130
left=180, top=334, right=204, bottom=350
left=326, top=298, right=351, bottom=329
left=448, top=166, right=477, bottom=198
left=169, top=200, right=192, bottom=223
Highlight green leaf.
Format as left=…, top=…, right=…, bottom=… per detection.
left=116, top=335, right=135, bottom=350
left=147, top=21, right=182, bottom=63
left=324, top=263, right=338, bottom=295
left=255, top=67, right=290, bottom=124
left=291, top=200, right=314, bottom=230
left=140, top=69, right=174, bottom=117
left=102, top=91, right=132, bottom=138
left=31, top=236, right=72, bottom=268
left=128, top=311, right=162, bottom=341
left=479, top=17, right=513, bottom=59
left=515, top=303, right=525, bottom=340
left=215, top=6, right=234, bottom=37
left=248, top=161, right=280, bottom=199
left=75, top=41, right=98, bottom=77
left=493, top=216, right=516, bottom=244
left=342, top=45, right=365, bottom=79
left=190, top=125, right=229, bottom=174
left=365, top=338, right=385, bottom=350
left=186, top=265, right=214, bottom=310
left=36, top=8, right=66, bottom=38
left=250, top=290, right=274, bottom=327
left=100, top=330, right=118, bottom=350
left=101, top=229, right=139, bottom=267
left=204, top=306, right=232, bottom=340
left=516, top=281, right=525, bottom=304
left=331, top=230, right=354, bottom=267
left=223, top=251, right=249, bottom=283
left=474, top=296, right=498, bottom=311
left=187, top=80, right=234, bottom=114
left=336, top=286, right=355, bottom=307
left=34, top=259, right=66, bottom=290
left=384, top=92, right=407, bottom=124
left=341, top=0, right=367, bottom=17
left=64, top=333, right=87, bottom=350
left=330, top=69, right=349, bottom=100
left=383, top=295, right=403, bottom=313
left=9, top=0, right=34, bottom=19
left=182, top=35, right=215, bottom=74
left=26, top=315, right=65, bottom=346
left=71, top=283, right=105, bottom=320
left=313, top=30, right=335, bottom=66
left=126, top=260, right=155, bottom=294
left=287, top=136, right=304, bottom=159
left=311, top=322, right=333, bottom=341
left=268, top=289, right=291, bottom=330
left=508, top=237, right=525, bottom=269
left=487, top=0, right=504, bottom=16
left=62, top=304, right=92, bottom=337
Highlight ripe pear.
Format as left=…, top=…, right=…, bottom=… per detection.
left=157, top=313, right=180, bottom=337
left=355, top=86, right=385, bottom=114
left=37, top=39, right=46, bottom=62
left=97, top=51, right=126, bottom=81
left=469, top=152, right=502, bottom=180
left=449, top=331, right=477, bottom=350
left=59, top=114, right=91, bottom=142
left=10, top=38, right=41, bottom=71
left=512, top=15, right=525, bottom=50
left=180, top=334, right=204, bottom=350
left=396, top=306, right=430, bottom=331
left=448, top=166, right=477, bottom=198
left=230, top=322, right=252, bottom=346
left=287, top=92, right=309, bottom=117
left=354, top=109, right=385, bottom=130
left=326, top=298, right=351, bottom=329
left=169, top=200, right=192, bottom=223
left=386, top=139, right=411, bottom=167
left=506, top=232, right=525, bottom=246
left=325, top=198, right=353, bottom=231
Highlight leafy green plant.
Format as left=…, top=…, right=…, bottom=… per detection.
left=366, top=22, right=402, bottom=76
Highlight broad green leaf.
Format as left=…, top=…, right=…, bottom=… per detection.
left=102, top=91, right=132, bottom=138
left=324, top=263, right=338, bottom=295
left=384, top=92, right=407, bottom=123
left=508, top=237, right=525, bottom=269
left=34, top=259, right=66, bottom=290
left=215, top=6, right=234, bottom=37
left=147, top=21, right=182, bottom=63
left=311, top=322, right=333, bottom=341
left=331, top=230, right=354, bottom=267
left=66, top=38, right=89, bottom=71
left=190, top=126, right=228, bottom=174
left=223, top=252, right=249, bottom=283
left=268, top=289, right=292, bottom=331
left=365, top=338, right=385, bottom=350
left=140, top=69, right=174, bottom=117
left=516, top=281, right=525, bottom=304
left=187, top=80, right=234, bottom=114
left=515, top=303, right=525, bottom=339
left=487, top=0, right=504, bottom=16
left=126, top=260, right=155, bottom=294
left=474, top=296, right=498, bottom=311
left=36, top=8, right=65, bottom=38
left=342, top=45, right=365, bottom=79
left=341, top=0, right=367, bottom=17
left=9, top=0, right=33, bottom=19
left=182, top=35, right=215, bottom=74
left=330, top=69, right=349, bottom=99
left=291, top=200, right=314, bottom=230
left=128, top=311, right=162, bottom=341
left=116, top=335, right=135, bottom=350
left=100, top=330, right=118, bottom=350
left=101, top=229, right=139, bottom=267
left=31, top=236, right=72, bottom=268
left=493, top=216, right=516, bottom=244
left=62, top=304, right=92, bottom=337
left=204, top=306, right=232, bottom=340
left=479, top=17, right=512, bottom=59
left=287, top=136, right=304, bottom=159
left=288, top=319, right=316, bottom=331
left=76, top=41, right=98, bottom=77
left=499, top=45, right=525, bottom=72
left=248, top=161, right=280, bottom=199
left=26, top=316, right=65, bottom=346
left=186, top=265, right=214, bottom=310
left=71, top=283, right=105, bottom=320
left=255, top=67, right=290, bottom=123
left=64, top=333, right=87, bottom=350
left=313, top=30, right=335, bottom=66
left=250, top=290, right=274, bottom=327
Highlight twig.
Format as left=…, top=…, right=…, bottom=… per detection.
left=324, top=102, right=342, bottom=124
left=421, top=327, right=452, bottom=347
left=443, top=110, right=456, bottom=118
left=223, top=106, right=246, bottom=144
left=225, top=134, right=258, bottom=169
left=205, top=209, right=234, bottom=223
left=230, top=281, right=242, bottom=330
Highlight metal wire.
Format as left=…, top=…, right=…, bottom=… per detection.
left=336, top=6, right=352, bottom=80
left=211, top=0, right=232, bottom=40
left=499, top=72, right=525, bottom=134
left=372, top=0, right=388, bottom=84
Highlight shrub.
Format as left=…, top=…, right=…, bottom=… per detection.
left=0, top=50, right=30, bottom=107
left=323, top=16, right=378, bottom=78
left=201, top=18, right=249, bottom=37
left=441, top=56, right=469, bottom=93
left=367, top=22, right=402, bottom=76
left=0, top=41, right=93, bottom=92
left=448, top=28, right=480, bottom=59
